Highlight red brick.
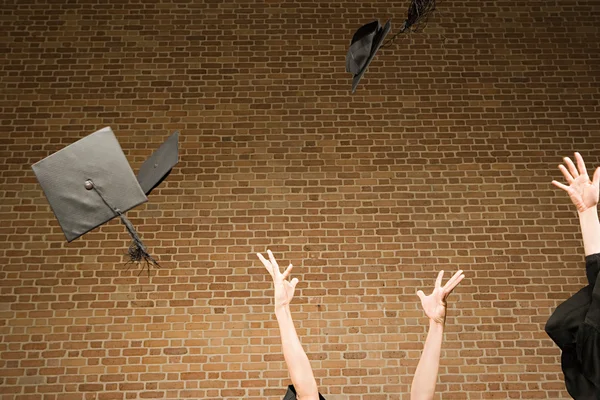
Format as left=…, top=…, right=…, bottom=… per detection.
left=0, top=1, right=594, bottom=399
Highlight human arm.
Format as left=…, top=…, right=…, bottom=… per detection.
left=410, top=270, right=465, bottom=400
left=552, top=152, right=600, bottom=256
left=257, top=250, right=320, bottom=400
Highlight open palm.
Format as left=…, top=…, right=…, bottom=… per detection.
left=417, top=270, right=465, bottom=325
left=552, top=152, right=600, bottom=213
left=257, top=250, right=298, bottom=309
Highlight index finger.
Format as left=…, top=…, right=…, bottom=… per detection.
left=267, top=249, right=280, bottom=273
left=551, top=180, right=571, bottom=192
left=558, top=164, right=574, bottom=184
left=575, top=152, right=588, bottom=177
left=443, top=269, right=463, bottom=290
left=564, top=157, right=580, bottom=178
left=444, top=271, right=465, bottom=294
left=435, top=270, right=444, bottom=289
left=257, top=253, right=274, bottom=277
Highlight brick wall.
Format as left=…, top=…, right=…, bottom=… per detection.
left=1, top=0, right=599, bottom=399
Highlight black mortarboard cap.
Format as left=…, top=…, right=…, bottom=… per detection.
left=345, top=19, right=391, bottom=93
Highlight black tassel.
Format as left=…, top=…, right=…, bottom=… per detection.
left=89, top=182, right=160, bottom=278
left=118, top=213, right=161, bottom=278
left=381, top=0, right=437, bottom=49
left=406, top=0, right=436, bottom=31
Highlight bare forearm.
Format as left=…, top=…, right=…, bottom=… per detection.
left=410, top=321, right=444, bottom=400
left=579, top=206, right=600, bottom=256
left=275, top=305, right=319, bottom=399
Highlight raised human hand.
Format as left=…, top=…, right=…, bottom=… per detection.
left=417, top=270, right=465, bottom=325
left=552, top=152, right=600, bottom=213
left=257, top=250, right=298, bottom=309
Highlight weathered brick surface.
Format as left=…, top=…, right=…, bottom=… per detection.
left=1, top=0, right=599, bottom=398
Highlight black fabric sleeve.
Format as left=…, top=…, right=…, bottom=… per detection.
left=545, top=286, right=591, bottom=350
left=585, top=253, right=600, bottom=288
left=283, top=385, right=326, bottom=400
left=576, top=268, right=600, bottom=389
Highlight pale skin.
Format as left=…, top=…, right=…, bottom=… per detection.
left=410, top=269, right=465, bottom=400
left=258, top=250, right=320, bottom=400
left=550, top=153, right=600, bottom=389
left=253, top=153, right=596, bottom=399
left=259, top=250, right=466, bottom=400
left=405, top=153, right=598, bottom=400
left=552, top=152, right=600, bottom=256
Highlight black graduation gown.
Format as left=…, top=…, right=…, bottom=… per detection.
left=545, top=253, right=600, bottom=399
left=283, top=385, right=326, bottom=400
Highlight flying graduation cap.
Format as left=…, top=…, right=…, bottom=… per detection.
left=345, top=19, right=391, bottom=93
left=345, top=0, right=437, bottom=93
left=31, top=127, right=179, bottom=276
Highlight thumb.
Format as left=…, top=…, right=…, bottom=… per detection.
left=593, top=167, right=600, bottom=188
left=290, top=278, right=299, bottom=289
left=417, top=290, right=425, bottom=301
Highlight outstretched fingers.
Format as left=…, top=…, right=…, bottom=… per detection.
left=575, top=152, right=588, bottom=177
left=564, top=156, right=580, bottom=179
left=258, top=250, right=293, bottom=282
left=257, top=252, right=275, bottom=277
left=281, top=263, right=294, bottom=280
left=551, top=179, right=571, bottom=192
left=267, top=249, right=280, bottom=271
left=558, top=164, right=574, bottom=184
left=435, top=270, right=444, bottom=289
left=443, top=269, right=462, bottom=288
left=443, top=270, right=465, bottom=294
left=593, top=167, right=600, bottom=189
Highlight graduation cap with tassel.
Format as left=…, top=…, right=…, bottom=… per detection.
left=346, top=0, right=437, bottom=93
left=31, top=127, right=179, bottom=277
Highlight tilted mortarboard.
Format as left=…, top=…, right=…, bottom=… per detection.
left=32, top=127, right=179, bottom=276
left=345, top=20, right=391, bottom=93
left=345, top=0, right=438, bottom=93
